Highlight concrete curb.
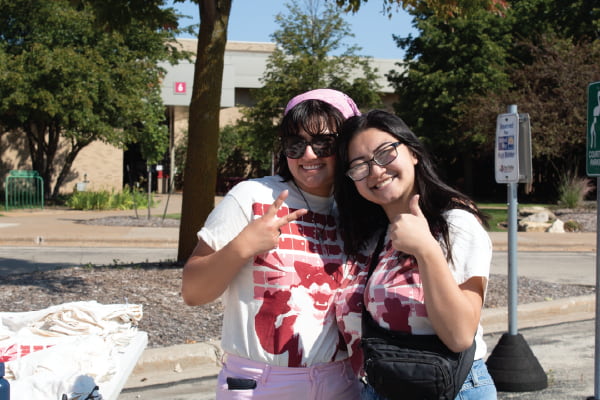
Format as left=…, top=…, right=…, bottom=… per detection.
left=122, top=295, right=596, bottom=391
left=0, top=238, right=179, bottom=248
left=481, top=294, right=596, bottom=334
left=124, top=340, right=223, bottom=389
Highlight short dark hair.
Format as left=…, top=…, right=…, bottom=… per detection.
left=275, top=100, right=345, bottom=181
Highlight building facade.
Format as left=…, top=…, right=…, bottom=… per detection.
left=1, top=39, right=401, bottom=194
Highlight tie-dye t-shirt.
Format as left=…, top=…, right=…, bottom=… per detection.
left=198, top=175, right=348, bottom=367
left=335, top=209, right=492, bottom=374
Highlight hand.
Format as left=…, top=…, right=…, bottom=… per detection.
left=238, top=190, right=308, bottom=256
left=388, top=194, right=436, bottom=255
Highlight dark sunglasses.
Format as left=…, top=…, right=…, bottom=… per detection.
left=282, top=134, right=338, bottom=159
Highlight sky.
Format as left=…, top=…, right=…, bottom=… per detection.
left=167, top=1, right=417, bottom=59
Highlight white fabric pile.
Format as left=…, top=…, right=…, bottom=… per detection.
left=0, top=301, right=143, bottom=400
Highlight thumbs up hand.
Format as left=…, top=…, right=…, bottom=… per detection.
left=388, top=194, right=437, bottom=255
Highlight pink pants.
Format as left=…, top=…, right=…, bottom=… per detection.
left=215, top=354, right=361, bottom=400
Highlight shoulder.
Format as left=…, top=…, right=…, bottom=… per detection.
left=443, top=209, right=490, bottom=246
left=444, top=208, right=483, bottom=229
left=227, top=175, right=288, bottom=198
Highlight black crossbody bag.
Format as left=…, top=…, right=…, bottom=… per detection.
left=361, top=234, right=476, bottom=400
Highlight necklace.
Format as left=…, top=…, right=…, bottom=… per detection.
left=292, top=181, right=333, bottom=256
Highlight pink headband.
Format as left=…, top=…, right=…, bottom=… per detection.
left=284, top=88, right=361, bottom=119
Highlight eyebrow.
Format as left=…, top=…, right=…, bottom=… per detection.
left=348, top=141, right=394, bottom=165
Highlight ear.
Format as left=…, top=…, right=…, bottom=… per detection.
left=410, top=150, right=418, bottom=166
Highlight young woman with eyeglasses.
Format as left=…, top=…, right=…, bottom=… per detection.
left=182, top=89, right=362, bottom=399
left=333, top=110, right=497, bottom=400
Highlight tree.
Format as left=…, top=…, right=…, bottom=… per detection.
left=387, top=7, right=512, bottom=194
left=176, top=0, right=232, bottom=261
left=458, top=35, right=600, bottom=201
left=228, top=0, right=382, bottom=176
left=335, top=0, right=508, bottom=17
left=386, top=0, right=600, bottom=197
left=0, top=0, right=184, bottom=199
left=445, top=0, right=599, bottom=200
left=175, top=0, right=506, bottom=261
left=507, top=0, right=599, bottom=46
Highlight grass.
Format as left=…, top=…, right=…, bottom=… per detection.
left=478, top=202, right=551, bottom=232
left=480, top=207, right=508, bottom=232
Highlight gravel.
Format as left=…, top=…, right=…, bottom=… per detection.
left=1, top=208, right=594, bottom=349
left=0, top=265, right=594, bottom=349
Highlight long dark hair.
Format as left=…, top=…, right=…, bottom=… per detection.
left=334, top=110, right=489, bottom=258
left=275, top=100, right=345, bottom=181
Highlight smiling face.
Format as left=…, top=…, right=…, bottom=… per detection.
left=286, top=130, right=336, bottom=197
left=347, top=127, right=418, bottom=218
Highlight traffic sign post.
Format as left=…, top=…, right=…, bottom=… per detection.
left=586, top=81, right=600, bottom=400
left=487, top=105, right=547, bottom=393
left=587, top=82, right=600, bottom=177
left=495, top=113, right=520, bottom=183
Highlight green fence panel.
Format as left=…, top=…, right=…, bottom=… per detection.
left=4, top=170, right=44, bottom=210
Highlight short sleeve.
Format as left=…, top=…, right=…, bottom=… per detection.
left=197, top=185, right=252, bottom=251
left=445, top=209, right=492, bottom=285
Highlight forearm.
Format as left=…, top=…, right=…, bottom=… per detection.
left=181, top=236, right=254, bottom=306
left=415, top=244, right=480, bottom=352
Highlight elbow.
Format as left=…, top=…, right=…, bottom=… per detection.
left=446, top=336, right=474, bottom=353
left=181, top=285, right=221, bottom=306
left=182, top=293, right=202, bottom=307
left=182, top=292, right=209, bottom=307
left=442, top=329, right=476, bottom=353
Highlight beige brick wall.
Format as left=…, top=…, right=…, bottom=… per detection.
left=69, top=141, right=123, bottom=193
left=2, top=106, right=244, bottom=196
left=1, top=132, right=122, bottom=195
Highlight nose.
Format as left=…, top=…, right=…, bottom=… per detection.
left=368, top=161, right=386, bottom=177
left=301, top=144, right=319, bottom=159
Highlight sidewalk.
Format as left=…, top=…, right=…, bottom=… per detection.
left=0, top=193, right=184, bottom=248
left=1, top=193, right=597, bottom=251
left=0, top=195, right=598, bottom=398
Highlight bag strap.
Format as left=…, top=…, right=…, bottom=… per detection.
left=366, top=230, right=387, bottom=280
left=362, top=230, right=387, bottom=330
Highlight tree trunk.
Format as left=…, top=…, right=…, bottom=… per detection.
left=177, top=0, right=232, bottom=262
left=50, top=140, right=88, bottom=199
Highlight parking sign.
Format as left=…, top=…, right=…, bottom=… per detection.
left=587, top=81, right=600, bottom=176
left=495, top=113, right=520, bottom=183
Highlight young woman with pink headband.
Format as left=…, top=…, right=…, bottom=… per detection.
left=182, top=89, right=362, bottom=399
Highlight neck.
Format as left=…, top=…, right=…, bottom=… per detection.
left=292, top=181, right=332, bottom=198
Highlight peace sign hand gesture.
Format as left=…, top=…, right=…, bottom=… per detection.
left=238, top=190, right=308, bottom=257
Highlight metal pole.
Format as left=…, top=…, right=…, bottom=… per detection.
left=507, top=104, right=519, bottom=335
left=594, top=176, right=600, bottom=399
left=507, top=181, right=518, bottom=335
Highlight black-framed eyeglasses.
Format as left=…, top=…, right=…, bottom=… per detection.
left=346, top=142, right=402, bottom=181
left=282, top=134, right=337, bottom=159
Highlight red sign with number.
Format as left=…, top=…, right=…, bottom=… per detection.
left=174, top=82, right=186, bottom=94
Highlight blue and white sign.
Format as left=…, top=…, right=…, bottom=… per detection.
left=495, top=113, right=520, bottom=183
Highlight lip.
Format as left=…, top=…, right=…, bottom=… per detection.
left=371, top=175, right=394, bottom=190
left=301, top=163, right=324, bottom=171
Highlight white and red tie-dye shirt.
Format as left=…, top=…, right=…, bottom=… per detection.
left=335, top=209, right=492, bottom=375
left=198, top=175, right=348, bottom=367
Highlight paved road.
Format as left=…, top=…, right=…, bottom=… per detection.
left=0, top=246, right=178, bottom=276
left=1, top=247, right=596, bottom=287
left=118, top=319, right=598, bottom=400
left=491, top=251, right=597, bottom=285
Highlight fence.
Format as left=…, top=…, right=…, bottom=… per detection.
left=4, top=170, right=44, bottom=210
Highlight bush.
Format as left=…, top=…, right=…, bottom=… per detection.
left=66, top=186, right=154, bottom=210
left=557, top=170, right=595, bottom=209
